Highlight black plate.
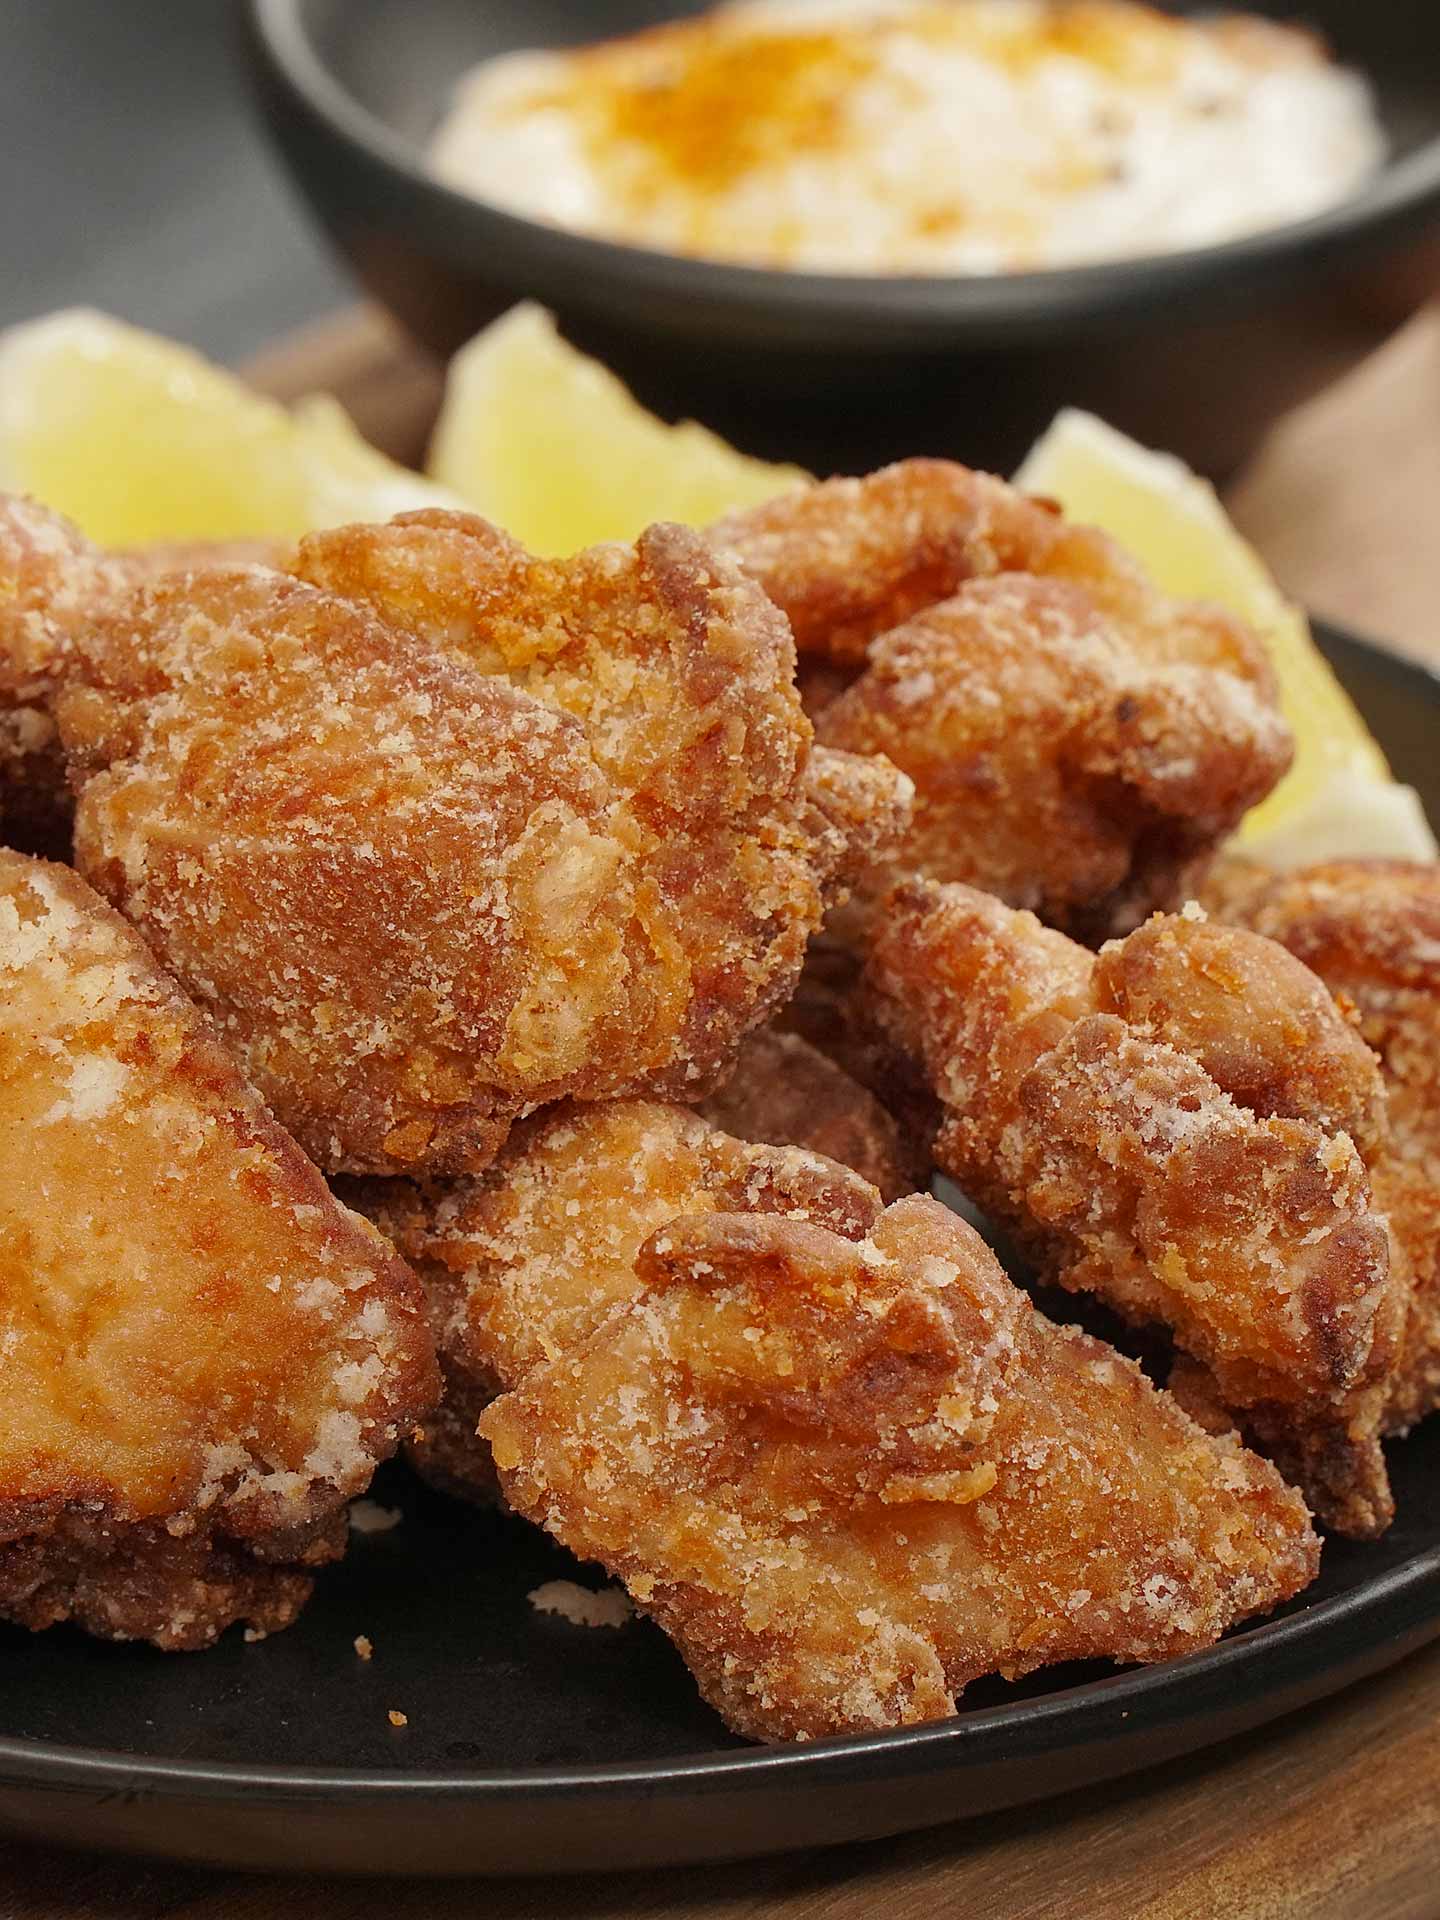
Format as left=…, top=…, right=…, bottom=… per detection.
left=1, top=621, right=1438, bottom=1878
left=241, top=0, right=1440, bottom=474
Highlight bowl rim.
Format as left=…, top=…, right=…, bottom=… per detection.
left=246, top=0, right=1440, bottom=327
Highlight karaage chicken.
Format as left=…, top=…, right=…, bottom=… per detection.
left=0, top=496, right=114, bottom=854
left=0, top=503, right=285, bottom=855
left=714, top=461, right=1291, bottom=937
left=696, top=1024, right=929, bottom=1200
left=479, top=1182, right=1317, bottom=1741
left=1206, top=857, right=1440, bottom=1434
left=353, top=1099, right=880, bottom=1499
left=864, top=883, right=1406, bottom=1536
left=0, top=850, right=437, bottom=1649
left=0, top=495, right=909, bottom=1175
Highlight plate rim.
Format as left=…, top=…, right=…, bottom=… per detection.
left=2, top=1530, right=1439, bottom=1804
left=3, top=618, right=1437, bottom=1821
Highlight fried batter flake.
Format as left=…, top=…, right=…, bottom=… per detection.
left=865, top=881, right=1406, bottom=1536
left=0, top=851, right=438, bottom=1649
left=715, top=461, right=1290, bottom=937
left=481, top=1188, right=1316, bottom=1742
left=1, top=496, right=908, bottom=1175
left=1206, top=858, right=1440, bottom=1434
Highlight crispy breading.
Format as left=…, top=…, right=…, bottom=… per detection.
left=0, top=500, right=285, bottom=855
left=713, top=460, right=1053, bottom=667
left=1205, top=858, right=1440, bottom=1433
left=295, top=510, right=914, bottom=903
left=481, top=1189, right=1317, bottom=1742
left=714, top=461, right=1274, bottom=681
left=813, top=575, right=1290, bottom=938
left=0, top=851, right=438, bottom=1648
left=696, top=1025, right=930, bottom=1201
left=352, top=1100, right=879, bottom=1500
left=864, top=882, right=1405, bottom=1536
left=0, top=498, right=116, bottom=854
left=715, top=461, right=1290, bottom=937
left=5, top=497, right=907, bottom=1175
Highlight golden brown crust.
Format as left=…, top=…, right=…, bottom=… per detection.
left=0, top=850, right=438, bottom=1648
left=1093, top=910, right=1388, bottom=1155
left=1204, top=858, right=1440, bottom=1433
left=815, top=577, right=1291, bottom=938
left=21, top=499, right=907, bottom=1175
left=696, top=1025, right=930, bottom=1201
left=864, top=882, right=1404, bottom=1536
left=294, top=512, right=912, bottom=904
left=716, top=461, right=1275, bottom=685
left=351, top=1100, right=881, bottom=1499
left=482, top=1191, right=1317, bottom=1742
left=716, top=462, right=1290, bottom=938
left=0, top=498, right=118, bottom=854
left=362, top=1102, right=1313, bottom=1738
left=0, top=1519, right=336, bottom=1651
left=0, top=504, right=288, bottom=857
left=713, top=460, right=1050, bottom=666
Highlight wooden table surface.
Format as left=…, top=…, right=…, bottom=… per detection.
left=6, top=304, right=1440, bottom=1919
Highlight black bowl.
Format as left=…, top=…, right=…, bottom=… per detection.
left=242, top=0, right=1440, bottom=475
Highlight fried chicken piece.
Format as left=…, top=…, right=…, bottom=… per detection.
left=864, top=883, right=1405, bottom=1536
left=713, top=460, right=1050, bottom=668
left=713, top=461, right=1270, bottom=680
left=696, top=1025, right=929, bottom=1201
left=814, top=577, right=1290, bottom=939
left=360, top=1099, right=1313, bottom=1737
left=3, top=496, right=907, bottom=1175
left=290, top=510, right=911, bottom=896
left=0, top=850, right=438, bottom=1649
left=481, top=1189, right=1317, bottom=1742
left=1206, top=858, right=1440, bottom=1433
left=0, top=501, right=284, bottom=855
left=714, top=462, right=1290, bottom=938
left=0, top=497, right=115, bottom=854
left=352, top=1099, right=880, bottom=1500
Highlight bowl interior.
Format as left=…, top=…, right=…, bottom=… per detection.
left=299, top=0, right=1440, bottom=202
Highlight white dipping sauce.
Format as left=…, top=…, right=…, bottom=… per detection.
left=428, top=0, right=1386, bottom=274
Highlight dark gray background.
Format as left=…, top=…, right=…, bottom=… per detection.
left=1, top=0, right=349, bottom=362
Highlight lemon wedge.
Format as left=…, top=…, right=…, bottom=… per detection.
left=1016, top=408, right=1435, bottom=866
left=0, top=308, right=455, bottom=547
left=427, top=302, right=808, bottom=555
left=288, top=393, right=460, bottom=531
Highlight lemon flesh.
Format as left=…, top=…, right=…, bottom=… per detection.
left=0, top=309, right=454, bottom=547
left=428, top=303, right=808, bottom=555
left=1016, top=408, right=1435, bottom=866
